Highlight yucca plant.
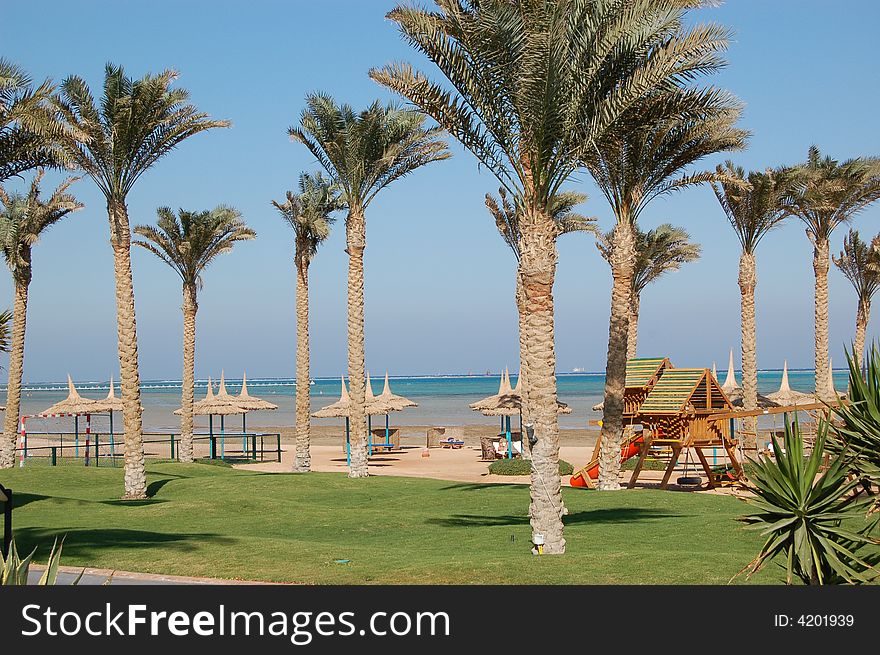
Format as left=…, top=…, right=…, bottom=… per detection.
left=828, top=342, right=880, bottom=497
left=1, top=537, right=81, bottom=585
left=738, top=418, right=880, bottom=585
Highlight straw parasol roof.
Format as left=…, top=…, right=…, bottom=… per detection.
left=372, top=372, right=417, bottom=414
left=174, top=377, right=247, bottom=416
left=721, top=350, right=739, bottom=393
left=39, top=375, right=100, bottom=416
left=766, top=361, right=816, bottom=407
left=469, top=368, right=513, bottom=411
left=88, top=376, right=125, bottom=414
left=312, top=377, right=352, bottom=419
left=235, top=372, right=278, bottom=411
left=725, top=386, right=779, bottom=409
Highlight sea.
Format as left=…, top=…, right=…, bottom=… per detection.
left=0, top=369, right=848, bottom=433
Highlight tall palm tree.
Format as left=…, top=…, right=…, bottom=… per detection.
left=133, top=207, right=254, bottom=463
left=0, top=309, right=10, bottom=354
left=0, top=170, right=82, bottom=468
left=783, top=146, right=880, bottom=400
left=289, top=94, right=449, bottom=478
left=56, top=64, right=228, bottom=498
left=833, top=229, right=880, bottom=375
left=712, top=164, right=789, bottom=445
left=273, top=172, right=342, bottom=472
left=587, top=91, right=747, bottom=489
left=487, top=187, right=593, bottom=454
left=598, top=224, right=701, bottom=361
left=373, top=0, right=736, bottom=550
left=0, top=60, right=74, bottom=182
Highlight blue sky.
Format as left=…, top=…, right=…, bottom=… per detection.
left=2, top=0, right=880, bottom=382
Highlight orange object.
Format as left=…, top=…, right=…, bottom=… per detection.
left=570, top=436, right=643, bottom=487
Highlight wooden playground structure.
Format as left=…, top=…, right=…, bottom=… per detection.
left=571, top=357, right=827, bottom=490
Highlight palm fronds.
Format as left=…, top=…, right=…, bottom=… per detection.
left=273, top=172, right=342, bottom=267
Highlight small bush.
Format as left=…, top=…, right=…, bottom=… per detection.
left=489, top=458, right=573, bottom=476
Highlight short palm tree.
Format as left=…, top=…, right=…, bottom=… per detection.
left=712, top=164, right=789, bottom=444
left=373, top=0, right=738, bottom=549
left=587, top=92, right=747, bottom=489
left=0, top=171, right=82, bottom=469
left=598, top=224, right=701, bottom=361
left=133, top=207, right=255, bottom=463
left=0, top=60, right=74, bottom=182
left=56, top=64, right=229, bottom=498
left=833, top=230, right=880, bottom=374
left=486, top=187, right=593, bottom=451
left=273, top=172, right=342, bottom=472
left=783, top=146, right=880, bottom=400
left=289, top=94, right=449, bottom=478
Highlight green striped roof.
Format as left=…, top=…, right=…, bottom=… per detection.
left=639, top=368, right=706, bottom=414
left=625, top=358, right=670, bottom=389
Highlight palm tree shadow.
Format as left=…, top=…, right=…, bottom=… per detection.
left=13, top=526, right=236, bottom=558
left=426, top=507, right=684, bottom=528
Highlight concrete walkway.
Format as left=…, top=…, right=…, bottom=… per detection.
left=27, top=565, right=274, bottom=585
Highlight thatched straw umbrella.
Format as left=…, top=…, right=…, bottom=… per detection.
left=175, top=377, right=246, bottom=459
left=721, top=349, right=740, bottom=393
left=469, top=368, right=512, bottom=411
left=725, top=386, right=778, bottom=409
left=87, top=376, right=125, bottom=456
left=39, top=375, right=101, bottom=457
left=366, top=372, right=417, bottom=453
left=766, top=361, right=816, bottom=407
left=216, top=372, right=279, bottom=451
left=312, top=377, right=355, bottom=465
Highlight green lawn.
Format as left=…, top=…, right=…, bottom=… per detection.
left=0, top=462, right=778, bottom=584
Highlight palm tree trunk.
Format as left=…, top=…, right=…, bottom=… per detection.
left=294, top=255, right=312, bottom=472
left=519, top=208, right=564, bottom=555
left=0, top=276, right=30, bottom=469
left=515, top=271, right=532, bottom=459
left=854, top=298, right=869, bottom=377
left=813, top=237, right=831, bottom=401
left=598, top=220, right=636, bottom=491
left=739, top=251, right=758, bottom=448
left=179, top=283, right=197, bottom=463
left=108, top=200, right=147, bottom=499
left=345, top=208, right=368, bottom=478
left=626, top=292, right=640, bottom=361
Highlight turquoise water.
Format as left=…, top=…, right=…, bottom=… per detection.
left=1, top=369, right=848, bottom=432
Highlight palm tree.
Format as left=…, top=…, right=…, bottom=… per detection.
left=598, top=224, right=701, bottom=360
left=273, top=172, right=342, bottom=472
left=712, top=164, right=789, bottom=445
left=487, top=187, right=593, bottom=454
left=289, top=94, right=449, bottom=478
left=0, top=60, right=74, bottom=182
left=133, top=207, right=254, bottom=463
left=56, top=64, right=228, bottom=498
left=0, top=310, right=10, bottom=354
left=0, top=170, right=82, bottom=469
left=372, top=0, right=737, bottom=550
left=587, top=91, right=747, bottom=489
left=833, top=229, right=880, bottom=375
left=783, top=146, right=880, bottom=400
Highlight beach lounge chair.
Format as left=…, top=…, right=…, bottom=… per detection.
left=440, top=436, right=465, bottom=449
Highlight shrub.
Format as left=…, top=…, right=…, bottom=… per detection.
left=1, top=537, right=80, bottom=585
left=489, top=458, right=573, bottom=476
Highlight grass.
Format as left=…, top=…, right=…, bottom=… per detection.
left=0, top=462, right=777, bottom=584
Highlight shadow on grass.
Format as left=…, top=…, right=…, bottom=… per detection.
left=426, top=507, right=684, bottom=528
left=12, top=526, right=235, bottom=558
left=437, top=482, right=528, bottom=492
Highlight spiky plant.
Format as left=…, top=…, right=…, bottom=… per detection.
left=289, top=94, right=449, bottom=479
left=0, top=59, right=75, bottom=182
left=1, top=538, right=82, bottom=585
left=738, top=418, right=880, bottom=585
left=712, top=163, right=790, bottom=444
left=0, top=171, right=82, bottom=468
left=486, top=187, right=593, bottom=455
left=828, top=343, right=880, bottom=501
left=597, top=224, right=701, bottom=360
left=783, top=146, right=880, bottom=400
left=372, top=0, right=739, bottom=550
left=273, top=172, right=342, bottom=472
left=56, top=64, right=229, bottom=498
left=134, top=207, right=255, bottom=462
left=833, top=230, right=880, bottom=375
